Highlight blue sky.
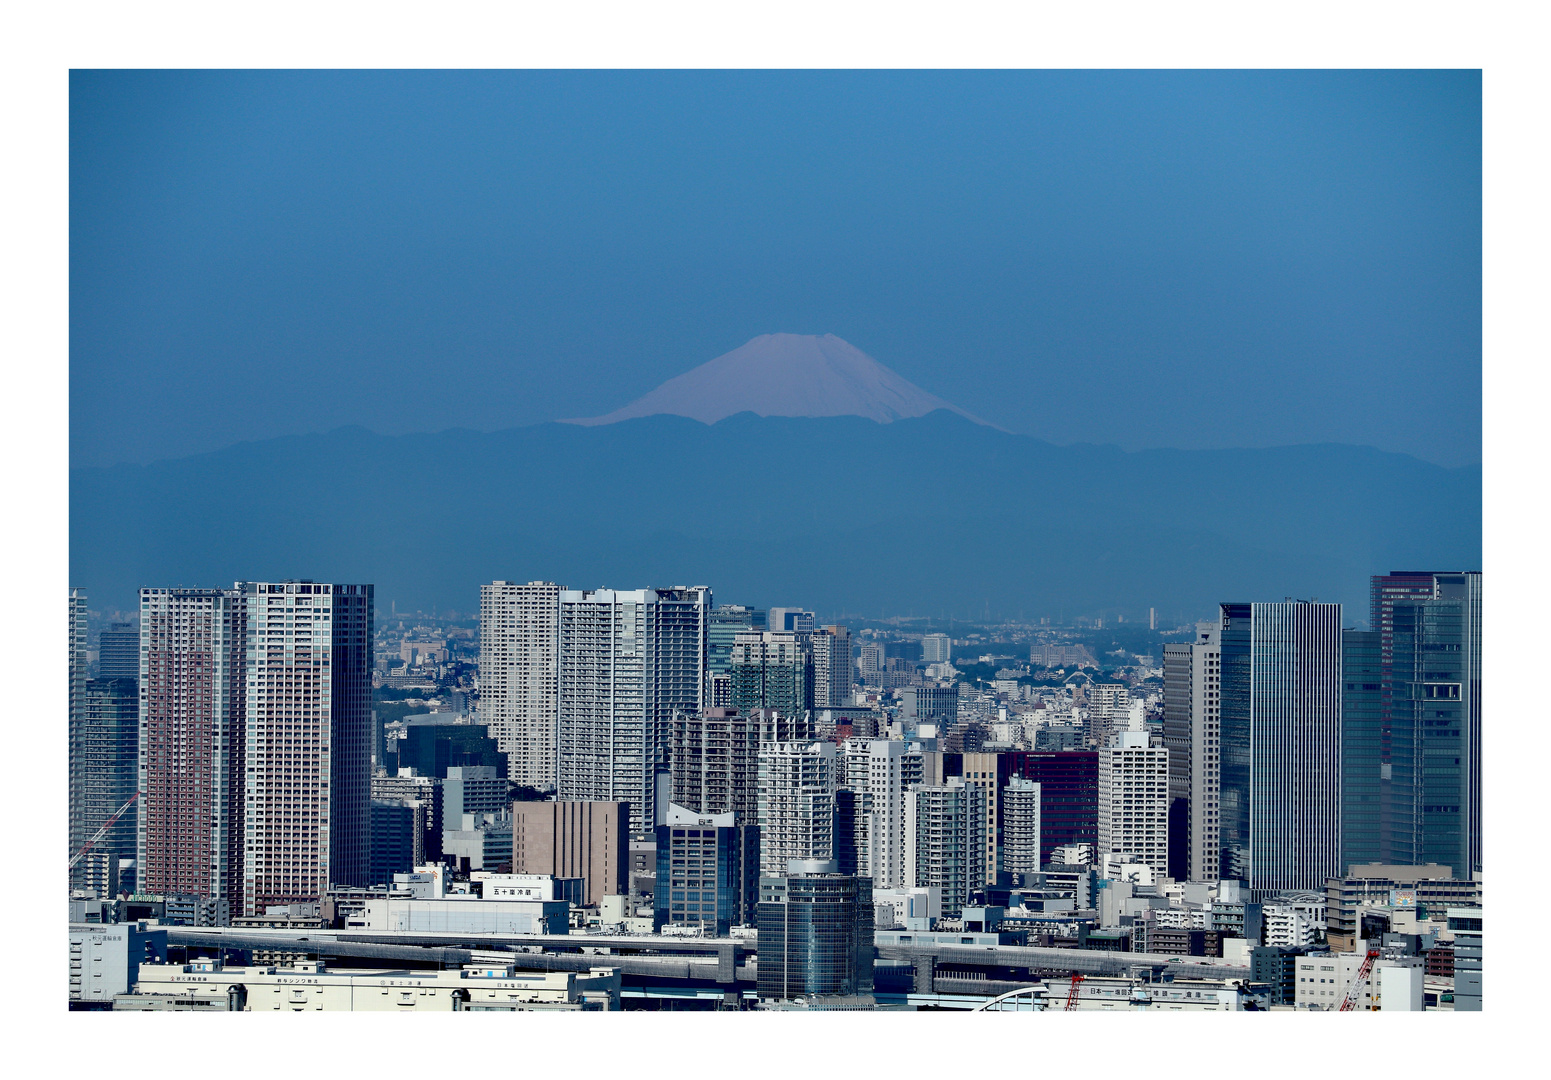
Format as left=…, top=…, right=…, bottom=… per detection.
left=70, top=69, right=1480, bottom=467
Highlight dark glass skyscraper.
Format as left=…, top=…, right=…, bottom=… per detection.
left=756, top=862, right=873, bottom=1001
left=1340, top=630, right=1383, bottom=872
left=1369, top=571, right=1482, bottom=877
left=1218, top=601, right=1343, bottom=896
left=999, top=751, right=1099, bottom=866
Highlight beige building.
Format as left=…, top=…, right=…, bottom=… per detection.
left=511, top=800, right=628, bottom=906
left=116, top=958, right=619, bottom=1011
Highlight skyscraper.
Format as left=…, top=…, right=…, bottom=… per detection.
left=757, top=861, right=874, bottom=1002
left=1367, top=571, right=1482, bottom=877
left=1162, top=621, right=1222, bottom=883
left=811, top=625, right=853, bottom=708
left=72, top=677, right=140, bottom=890
left=478, top=581, right=562, bottom=790
left=841, top=738, right=909, bottom=889
left=708, top=604, right=765, bottom=676
left=669, top=707, right=759, bottom=820
left=556, top=587, right=710, bottom=833
left=137, top=587, right=248, bottom=907
left=1219, top=601, right=1343, bottom=896
left=905, top=779, right=986, bottom=917
left=957, top=751, right=1003, bottom=888
left=757, top=739, right=838, bottom=875
left=98, top=621, right=140, bottom=680
left=1340, top=629, right=1383, bottom=872
left=1097, top=732, right=1170, bottom=877
left=729, top=630, right=812, bottom=718
left=68, top=589, right=90, bottom=865
left=241, top=581, right=374, bottom=917
left=922, top=633, right=953, bottom=665
left=1000, top=777, right=1042, bottom=876
left=1002, top=751, right=1099, bottom=865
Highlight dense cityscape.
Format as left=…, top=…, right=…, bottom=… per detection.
left=66, top=570, right=1482, bottom=1012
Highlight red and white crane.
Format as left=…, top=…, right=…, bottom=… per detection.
left=68, top=791, right=139, bottom=870
left=1339, top=949, right=1381, bottom=1011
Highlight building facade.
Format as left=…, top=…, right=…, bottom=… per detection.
left=241, top=581, right=375, bottom=917
left=1162, top=622, right=1222, bottom=883
left=72, top=677, right=140, bottom=888
left=756, top=862, right=874, bottom=1001
left=1219, top=601, right=1343, bottom=895
left=999, top=777, right=1042, bottom=877
left=556, top=587, right=710, bottom=833
left=904, top=779, right=986, bottom=917
left=478, top=581, right=562, bottom=790
left=654, top=805, right=761, bottom=933
left=811, top=625, right=853, bottom=709
left=1002, top=751, right=1099, bottom=865
left=729, top=630, right=812, bottom=719
left=98, top=621, right=141, bottom=679
left=669, top=707, right=759, bottom=820
left=1369, top=572, right=1482, bottom=877
left=1097, top=732, right=1169, bottom=877
left=1340, top=629, right=1383, bottom=872
left=137, top=587, right=248, bottom=908
left=708, top=604, right=765, bottom=676
left=68, top=589, right=91, bottom=864
left=841, top=738, right=908, bottom=889
left=510, top=800, right=628, bottom=906
left=757, top=740, right=838, bottom=876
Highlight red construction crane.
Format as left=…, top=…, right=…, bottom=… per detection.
left=1339, top=950, right=1381, bottom=1011
left=1065, top=972, right=1084, bottom=1011
left=69, top=791, right=139, bottom=870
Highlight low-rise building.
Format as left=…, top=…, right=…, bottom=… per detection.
left=345, top=896, right=569, bottom=935
left=1294, top=951, right=1425, bottom=1011
left=1324, top=865, right=1480, bottom=951
left=1448, top=906, right=1482, bottom=1011
left=69, top=922, right=167, bottom=1007
left=116, top=958, right=618, bottom=1011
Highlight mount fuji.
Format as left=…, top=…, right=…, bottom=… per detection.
left=564, top=333, right=991, bottom=427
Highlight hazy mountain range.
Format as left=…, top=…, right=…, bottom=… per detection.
left=71, top=337, right=1481, bottom=623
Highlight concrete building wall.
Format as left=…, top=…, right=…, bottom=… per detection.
left=478, top=581, right=561, bottom=789
left=510, top=800, right=627, bottom=906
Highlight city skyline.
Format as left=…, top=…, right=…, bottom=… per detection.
left=56, top=54, right=1499, bottom=1024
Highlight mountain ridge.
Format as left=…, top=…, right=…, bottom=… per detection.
left=563, top=333, right=993, bottom=428
left=69, top=411, right=1481, bottom=620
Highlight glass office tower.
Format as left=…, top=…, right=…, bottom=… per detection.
left=1218, top=601, right=1343, bottom=897
left=756, top=861, right=874, bottom=1001
left=1370, top=572, right=1482, bottom=878
left=1340, top=630, right=1384, bottom=871
left=654, top=806, right=761, bottom=934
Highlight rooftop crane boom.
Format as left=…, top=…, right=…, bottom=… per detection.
left=1339, top=949, right=1381, bottom=1011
